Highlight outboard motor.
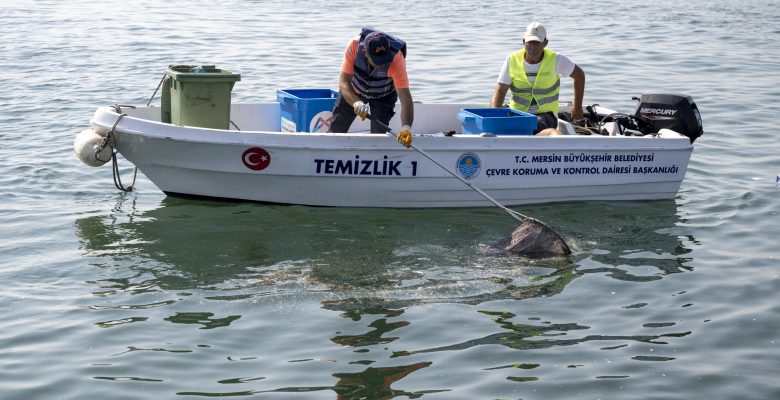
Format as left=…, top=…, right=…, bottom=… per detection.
left=633, top=94, right=703, bottom=143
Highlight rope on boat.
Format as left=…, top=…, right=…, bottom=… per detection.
left=96, top=105, right=138, bottom=192
left=147, top=74, right=167, bottom=106
left=570, top=111, right=650, bottom=136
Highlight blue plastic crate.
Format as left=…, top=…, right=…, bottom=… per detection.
left=457, top=108, right=537, bottom=135
left=277, top=89, right=338, bottom=132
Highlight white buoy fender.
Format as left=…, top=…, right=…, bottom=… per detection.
left=91, top=122, right=111, bottom=137
left=74, top=129, right=112, bottom=167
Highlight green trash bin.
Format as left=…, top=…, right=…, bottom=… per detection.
left=160, top=65, right=241, bottom=130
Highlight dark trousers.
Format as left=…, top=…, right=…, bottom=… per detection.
left=535, top=111, right=559, bottom=133
left=328, top=92, right=397, bottom=133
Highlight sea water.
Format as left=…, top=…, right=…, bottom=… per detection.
left=1, top=0, right=779, bottom=399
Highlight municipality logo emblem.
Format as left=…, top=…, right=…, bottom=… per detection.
left=456, top=152, right=480, bottom=180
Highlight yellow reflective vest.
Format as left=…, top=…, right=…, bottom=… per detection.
left=508, top=48, right=560, bottom=114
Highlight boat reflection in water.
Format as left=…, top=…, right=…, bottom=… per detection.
left=74, top=196, right=692, bottom=299
left=74, top=196, right=694, bottom=395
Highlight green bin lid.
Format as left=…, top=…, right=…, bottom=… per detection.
left=165, top=64, right=241, bottom=82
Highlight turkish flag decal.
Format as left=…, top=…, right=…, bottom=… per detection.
left=242, top=147, right=271, bottom=171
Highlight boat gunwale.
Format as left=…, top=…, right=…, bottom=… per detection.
left=92, top=105, right=695, bottom=153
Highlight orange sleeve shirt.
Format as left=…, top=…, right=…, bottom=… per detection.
left=340, top=37, right=409, bottom=89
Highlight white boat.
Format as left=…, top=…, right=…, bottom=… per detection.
left=78, top=95, right=702, bottom=208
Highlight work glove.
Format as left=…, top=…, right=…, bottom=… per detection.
left=398, top=125, right=412, bottom=148
left=353, top=101, right=370, bottom=121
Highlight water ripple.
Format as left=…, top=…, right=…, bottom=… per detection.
left=2, top=0, right=779, bottom=399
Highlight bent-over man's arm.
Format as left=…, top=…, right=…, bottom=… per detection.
left=338, top=72, right=361, bottom=105
left=396, top=87, right=414, bottom=127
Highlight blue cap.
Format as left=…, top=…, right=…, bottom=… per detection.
left=364, top=32, right=395, bottom=65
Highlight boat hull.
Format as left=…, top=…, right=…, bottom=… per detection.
left=91, top=104, right=693, bottom=208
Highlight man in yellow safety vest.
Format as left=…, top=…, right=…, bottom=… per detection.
left=490, top=22, right=586, bottom=135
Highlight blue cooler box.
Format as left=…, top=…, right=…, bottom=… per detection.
left=457, top=108, right=537, bottom=135
left=277, top=89, right=339, bottom=132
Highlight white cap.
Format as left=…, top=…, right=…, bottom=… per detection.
left=523, top=22, right=546, bottom=42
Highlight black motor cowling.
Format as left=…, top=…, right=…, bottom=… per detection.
left=633, top=94, right=703, bottom=143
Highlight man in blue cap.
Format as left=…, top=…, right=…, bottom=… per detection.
left=328, top=28, right=414, bottom=148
